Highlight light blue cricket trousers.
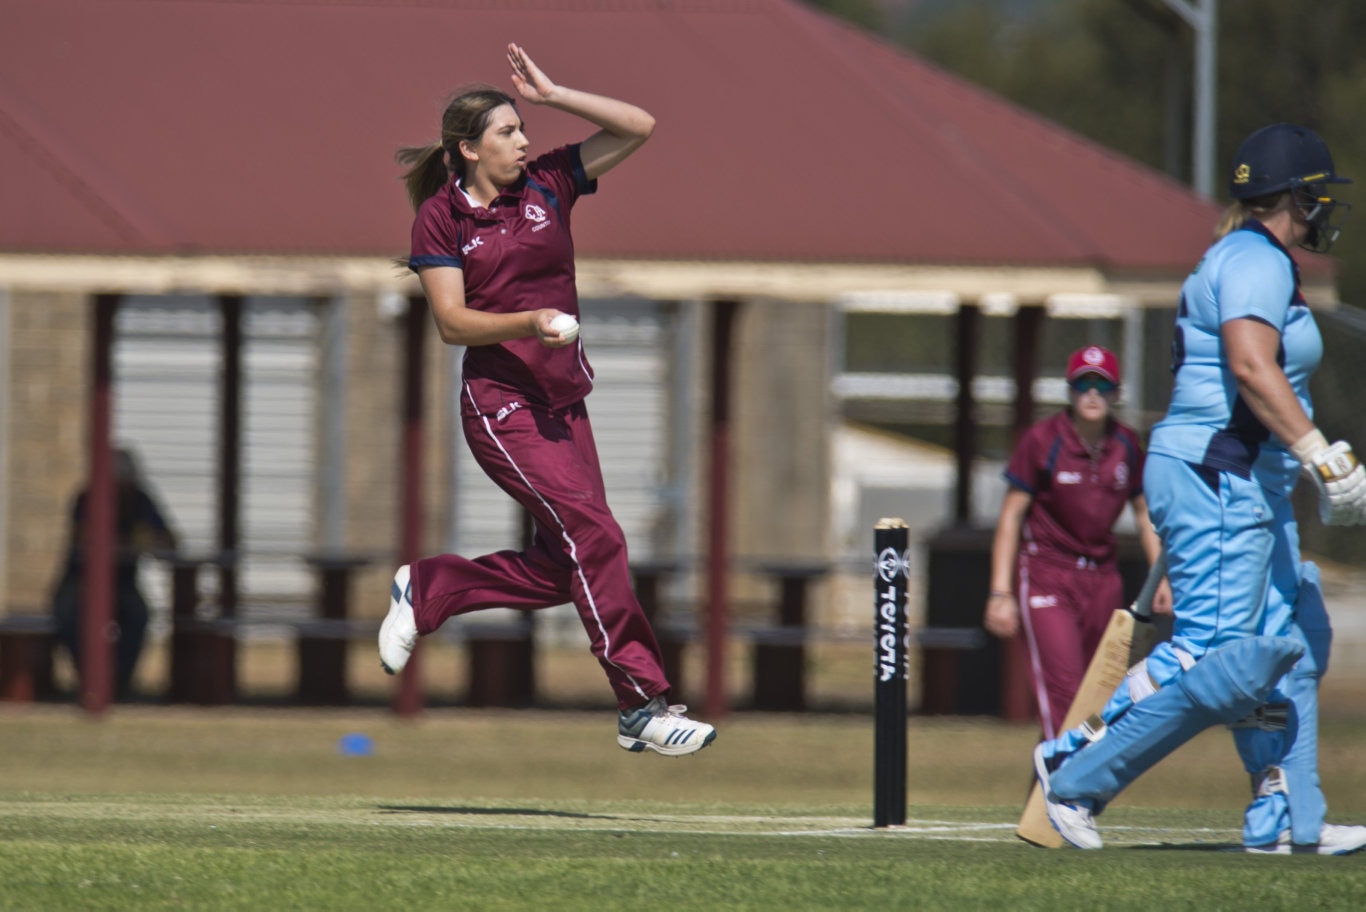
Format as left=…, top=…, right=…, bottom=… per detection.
left=1143, top=452, right=1298, bottom=672
left=1145, top=453, right=1325, bottom=844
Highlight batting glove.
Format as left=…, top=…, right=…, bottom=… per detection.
left=1293, top=430, right=1366, bottom=526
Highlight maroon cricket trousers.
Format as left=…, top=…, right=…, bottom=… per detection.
left=1016, top=551, right=1123, bottom=739
left=407, top=398, right=668, bottom=710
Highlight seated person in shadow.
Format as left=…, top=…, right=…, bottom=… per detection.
left=52, top=447, right=179, bottom=699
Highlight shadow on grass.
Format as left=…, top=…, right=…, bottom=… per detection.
left=378, top=805, right=612, bottom=820
left=1122, top=843, right=1241, bottom=852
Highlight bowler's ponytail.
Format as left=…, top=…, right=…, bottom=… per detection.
left=396, top=142, right=450, bottom=213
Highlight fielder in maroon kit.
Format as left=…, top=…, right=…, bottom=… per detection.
left=380, top=44, right=715, bottom=756
left=984, top=346, right=1171, bottom=739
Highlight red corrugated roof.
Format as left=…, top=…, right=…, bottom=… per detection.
left=0, top=0, right=1223, bottom=269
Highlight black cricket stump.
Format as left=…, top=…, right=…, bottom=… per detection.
left=873, top=518, right=909, bottom=828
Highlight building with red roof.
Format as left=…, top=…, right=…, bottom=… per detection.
left=4, top=0, right=1250, bottom=284
left=0, top=0, right=1341, bottom=713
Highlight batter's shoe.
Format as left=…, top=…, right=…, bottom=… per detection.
left=378, top=564, right=417, bottom=675
left=1034, top=742, right=1102, bottom=849
left=1246, top=823, right=1366, bottom=856
left=617, top=696, right=716, bottom=756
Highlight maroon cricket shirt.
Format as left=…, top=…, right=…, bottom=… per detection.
left=410, top=144, right=597, bottom=415
left=1004, top=410, right=1146, bottom=567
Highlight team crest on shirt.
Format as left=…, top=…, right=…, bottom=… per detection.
left=1114, top=461, right=1129, bottom=490
left=525, top=203, right=552, bottom=232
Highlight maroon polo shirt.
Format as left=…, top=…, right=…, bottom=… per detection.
left=1004, top=410, right=1145, bottom=566
left=410, top=144, right=597, bottom=414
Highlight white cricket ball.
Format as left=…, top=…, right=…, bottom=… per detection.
left=549, top=313, right=580, bottom=342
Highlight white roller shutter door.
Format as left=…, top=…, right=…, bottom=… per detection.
left=113, top=297, right=318, bottom=626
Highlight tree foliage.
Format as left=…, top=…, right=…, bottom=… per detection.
left=803, top=0, right=888, bottom=32
left=885, top=0, right=1366, bottom=302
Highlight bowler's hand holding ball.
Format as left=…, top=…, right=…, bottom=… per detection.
left=548, top=312, right=580, bottom=343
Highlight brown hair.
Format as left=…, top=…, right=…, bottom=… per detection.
left=395, top=85, right=518, bottom=213
left=1212, top=191, right=1290, bottom=241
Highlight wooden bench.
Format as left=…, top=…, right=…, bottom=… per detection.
left=0, top=613, right=59, bottom=702
left=166, top=554, right=239, bottom=705
left=164, top=550, right=383, bottom=705
left=739, top=559, right=832, bottom=712
left=294, top=553, right=375, bottom=705
left=914, top=626, right=989, bottom=715
left=458, top=613, right=537, bottom=708
left=623, top=557, right=835, bottom=711
left=731, top=559, right=988, bottom=714
left=437, top=560, right=693, bottom=708
left=630, top=558, right=691, bottom=701
left=291, top=616, right=379, bottom=705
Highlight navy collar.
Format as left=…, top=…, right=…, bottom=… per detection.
left=1239, top=218, right=1285, bottom=251
left=1239, top=218, right=1301, bottom=286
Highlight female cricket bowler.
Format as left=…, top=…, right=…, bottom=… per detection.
left=984, top=345, right=1170, bottom=741
left=379, top=44, right=715, bottom=757
left=1035, top=124, right=1366, bottom=852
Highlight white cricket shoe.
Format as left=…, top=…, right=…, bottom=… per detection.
left=1246, top=823, right=1366, bottom=856
left=617, top=696, right=717, bottom=756
left=378, top=564, right=418, bottom=675
left=1033, top=742, right=1102, bottom=849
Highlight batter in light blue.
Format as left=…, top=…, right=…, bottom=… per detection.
left=1035, top=122, right=1366, bottom=855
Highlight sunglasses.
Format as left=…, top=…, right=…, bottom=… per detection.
left=1070, top=376, right=1118, bottom=394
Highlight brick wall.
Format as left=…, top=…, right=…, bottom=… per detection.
left=4, top=293, right=88, bottom=612
left=339, top=294, right=453, bottom=619
left=2, top=287, right=834, bottom=625
left=732, top=298, right=831, bottom=562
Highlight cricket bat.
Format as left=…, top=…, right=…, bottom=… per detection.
left=1015, top=551, right=1167, bottom=847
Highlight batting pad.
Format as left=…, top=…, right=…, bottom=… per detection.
left=1049, top=635, right=1306, bottom=806
left=1235, top=672, right=1324, bottom=846
left=1235, top=564, right=1333, bottom=847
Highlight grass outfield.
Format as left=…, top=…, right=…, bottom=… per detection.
left=2, top=706, right=1365, bottom=910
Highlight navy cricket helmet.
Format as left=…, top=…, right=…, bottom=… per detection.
left=1230, top=123, right=1352, bottom=253
left=1229, top=123, right=1350, bottom=200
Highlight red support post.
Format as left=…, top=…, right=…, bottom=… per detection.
left=1010, top=305, right=1044, bottom=442
left=952, top=303, right=980, bottom=527
left=1001, top=304, right=1045, bottom=723
left=393, top=296, right=426, bottom=716
left=213, top=294, right=242, bottom=704
left=704, top=300, right=738, bottom=719
left=80, top=294, right=118, bottom=715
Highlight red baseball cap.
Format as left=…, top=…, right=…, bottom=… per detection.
left=1066, top=345, right=1120, bottom=384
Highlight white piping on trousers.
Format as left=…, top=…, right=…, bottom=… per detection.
left=464, top=382, right=648, bottom=702
left=574, top=337, right=594, bottom=386
left=1017, top=560, right=1057, bottom=739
